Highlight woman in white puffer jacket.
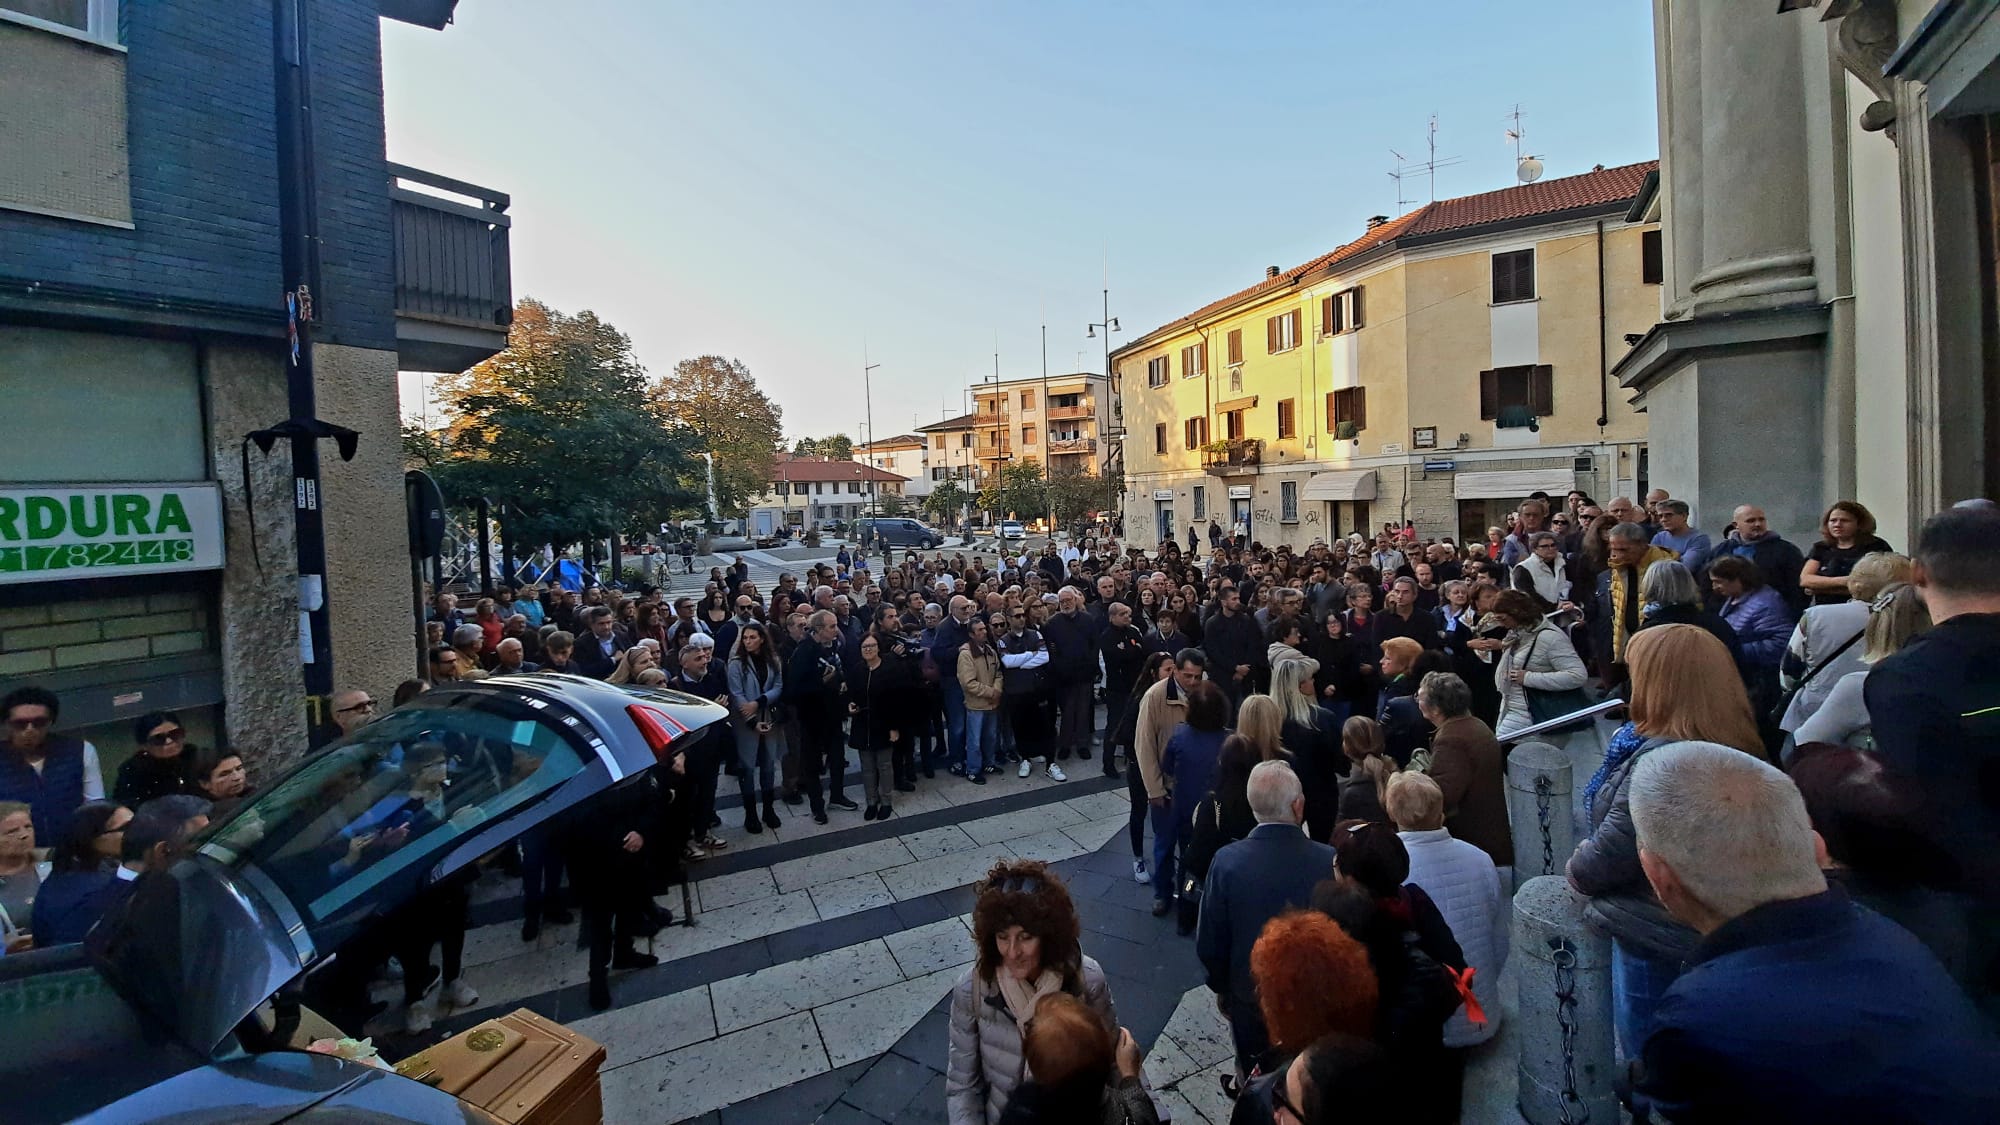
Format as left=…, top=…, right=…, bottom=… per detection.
left=1388, top=771, right=1507, bottom=1048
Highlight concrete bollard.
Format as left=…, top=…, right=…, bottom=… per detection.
left=1506, top=742, right=1575, bottom=891
left=1513, top=876, right=1618, bottom=1125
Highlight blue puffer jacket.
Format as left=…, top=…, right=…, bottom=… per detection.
left=1719, top=586, right=1794, bottom=668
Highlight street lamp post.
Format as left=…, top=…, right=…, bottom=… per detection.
left=1087, top=287, right=1121, bottom=532
left=864, top=362, right=881, bottom=549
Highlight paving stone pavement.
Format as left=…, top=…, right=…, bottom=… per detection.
left=371, top=726, right=1526, bottom=1123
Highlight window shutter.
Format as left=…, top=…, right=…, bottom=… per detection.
left=1479, top=369, right=1499, bottom=420
left=1322, top=294, right=1337, bottom=336
left=1325, top=391, right=1337, bottom=430
left=1354, top=387, right=1368, bottom=430
left=1266, top=317, right=1278, bottom=353
left=1531, top=365, right=1555, bottom=416
left=1351, top=286, right=1365, bottom=328
left=1229, top=329, right=1243, bottom=364
left=1289, top=309, right=1301, bottom=344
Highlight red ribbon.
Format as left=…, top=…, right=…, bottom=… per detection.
left=1450, top=965, right=1486, bottom=1026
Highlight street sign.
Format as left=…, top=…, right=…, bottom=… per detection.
left=1423, top=460, right=1458, bottom=471
left=0, top=482, right=224, bottom=584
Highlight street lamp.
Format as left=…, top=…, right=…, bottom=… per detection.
left=1087, top=287, right=1121, bottom=533
left=864, top=362, right=881, bottom=549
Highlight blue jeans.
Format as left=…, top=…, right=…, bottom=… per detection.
left=942, top=679, right=968, bottom=766
left=1149, top=799, right=1182, bottom=903
left=963, top=707, right=995, bottom=775
left=1611, top=940, right=1681, bottom=1059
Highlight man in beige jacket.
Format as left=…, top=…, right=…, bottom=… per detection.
left=1134, top=648, right=1207, bottom=915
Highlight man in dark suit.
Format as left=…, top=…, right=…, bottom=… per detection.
left=572, top=606, right=630, bottom=679
left=1195, top=760, right=1337, bottom=1073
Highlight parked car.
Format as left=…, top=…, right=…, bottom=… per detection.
left=999, top=520, right=1027, bottom=540
left=855, top=517, right=943, bottom=549
left=0, top=674, right=727, bottom=1123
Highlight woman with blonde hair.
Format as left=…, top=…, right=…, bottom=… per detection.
left=605, top=644, right=658, bottom=685
left=1336, top=716, right=1393, bottom=824
left=1567, top=623, right=1760, bottom=1057
left=1270, top=656, right=1343, bottom=842
left=1234, top=694, right=1287, bottom=762
left=1793, top=583, right=1931, bottom=750
left=1779, top=552, right=1911, bottom=736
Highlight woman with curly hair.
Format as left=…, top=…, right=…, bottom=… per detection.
left=1228, top=909, right=1380, bottom=1118
left=995, top=992, right=1156, bottom=1125
left=948, top=859, right=1119, bottom=1125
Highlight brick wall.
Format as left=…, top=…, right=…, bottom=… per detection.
left=0, top=0, right=396, bottom=350
left=0, top=591, right=210, bottom=677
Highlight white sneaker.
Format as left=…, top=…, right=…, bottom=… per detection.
left=1017, top=759, right=1033, bottom=779
left=1133, top=859, right=1149, bottom=884
left=1045, top=763, right=1068, bottom=783
left=404, top=995, right=437, bottom=1034
left=444, top=977, right=480, bottom=1009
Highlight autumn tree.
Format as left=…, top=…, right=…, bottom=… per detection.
left=656, top=355, right=784, bottom=517
left=429, top=298, right=698, bottom=549
left=1047, top=465, right=1124, bottom=524
left=793, top=433, right=854, bottom=460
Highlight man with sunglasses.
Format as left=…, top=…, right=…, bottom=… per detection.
left=0, top=686, right=104, bottom=845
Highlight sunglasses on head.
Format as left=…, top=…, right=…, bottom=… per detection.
left=994, top=874, right=1044, bottom=895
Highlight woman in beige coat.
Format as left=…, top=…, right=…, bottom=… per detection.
left=957, top=616, right=1005, bottom=782
left=947, top=860, right=1117, bottom=1125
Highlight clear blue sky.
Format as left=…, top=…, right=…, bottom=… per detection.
left=385, top=0, right=1657, bottom=440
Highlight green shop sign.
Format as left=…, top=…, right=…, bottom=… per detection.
left=0, top=483, right=224, bottom=585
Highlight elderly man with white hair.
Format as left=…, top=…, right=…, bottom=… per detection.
left=1627, top=741, right=1999, bottom=1123
left=1195, top=761, right=1338, bottom=1075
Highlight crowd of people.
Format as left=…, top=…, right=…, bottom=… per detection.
left=2, top=489, right=1997, bottom=1121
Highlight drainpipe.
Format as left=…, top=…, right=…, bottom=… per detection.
left=1595, top=221, right=1610, bottom=429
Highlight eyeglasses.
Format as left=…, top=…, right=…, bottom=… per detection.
left=7, top=716, right=51, bottom=731
left=994, top=874, right=1044, bottom=895
left=337, top=699, right=377, bottom=714
left=146, top=729, right=187, bottom=746
left=1270, top=1077, right=1303, bottom=1121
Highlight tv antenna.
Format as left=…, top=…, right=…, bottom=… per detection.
left=1388, top=114, right=1463, bottom=211
left=1506, top=104, right=1544, bottom=183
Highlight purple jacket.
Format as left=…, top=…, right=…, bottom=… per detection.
left=1719, top=586, right=1794, bottom=668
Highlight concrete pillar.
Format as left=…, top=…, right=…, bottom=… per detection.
left=1506, top=741, right=1575, bottom=892
left=1690, top=4, right=1819, bottom=313
left=1514, top=876, right=1619, bottom=1125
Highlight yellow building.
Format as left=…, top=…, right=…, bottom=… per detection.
left=969, top=372, right=1116, bottom=479
left=1114, top=162, right=1661, bottom=548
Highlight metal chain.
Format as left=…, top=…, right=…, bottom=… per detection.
left=1549, top=937, right=1590, bottom=1125
left=1534, top=773, right=1556, bottom=876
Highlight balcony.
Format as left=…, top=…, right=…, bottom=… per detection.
left=1048, top=401, right=1095, bottom=421
left=1201, top=438, right=1262, bottom=475
left=1047, top=437, right=1093, bottom=455
left=977, top=442, right=1014, bottom=460
left=391, top=162, right=514, bottom=373
left=971, top=412, right=1010, bottom=427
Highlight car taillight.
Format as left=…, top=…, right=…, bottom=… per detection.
left=626, top=704, right=689, bottom=762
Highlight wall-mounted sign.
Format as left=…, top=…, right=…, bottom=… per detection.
left=0, top=482, right=224, bottom=585
left=1412, top=426, right=1438, bottom=449
left=1151, top=489, right=1175, bottom=501
left=1226, top=485, right=1253, bottom=499
left=1381, top=442, right=1406, bottom=456
left=1423, top=460, right=1458, bottom=472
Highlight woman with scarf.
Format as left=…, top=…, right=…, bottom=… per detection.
left=1489, top=589, right=1590, bottom=740
left=1565, top=624, right=1762, bottom=1059
left=725, top=621, right=786, bottom=834
left=947, top=859, right=1119, bottom=1125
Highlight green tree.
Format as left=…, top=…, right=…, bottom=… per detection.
left=923, top=479, right=969, bottom=524
left=401, top=418, right=448, bottom=471
left=1046, top=465, right=1126, bottom=525
left=979, top=461, right=1047, bottom=521
left=431, top=298, right=699, bottom=549
left=876, top=491, right=909, bottom=517
left=792, top=433, right=854, bottom=460
left=656, top=355, right=783, bottom=517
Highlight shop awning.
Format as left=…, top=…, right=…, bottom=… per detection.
left=1300, top=469, right=1377, bottom=502
left=1453, top=468, right=1575, bottom=500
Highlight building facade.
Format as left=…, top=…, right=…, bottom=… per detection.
left=744, top=455, right=907, bottom=532
left=970, top=373, right=1116, bottom=481
left=0, top=0, right=511, bottom=774
left=855, top=434, right=931, bottom=498
left=1115, top=164, right=1660, bottom=550
left=1615, top=0, right=2000, bottom=549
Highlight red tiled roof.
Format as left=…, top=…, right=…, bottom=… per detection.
left=1404, top=160, right=1657, bottom=237
left=771, top=454, right=908, bottom=483
left=857, top=433, right=925, bottom=450
left=918, top=412, right=980, bottom=431
left=1126, top=161, right=1657, bottom=346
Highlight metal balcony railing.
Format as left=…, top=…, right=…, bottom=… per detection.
left=1047, top=402, right=1094, bottom=421
left=1201, top=438, right=1262, bottom=473
left=391, top=162, right=513, bottom=373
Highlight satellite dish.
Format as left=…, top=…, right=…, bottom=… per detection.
left=1517, top=156, right=1544, bottom=184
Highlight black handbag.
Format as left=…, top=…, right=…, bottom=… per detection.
left=1519, top=630, right=1592, bottom=724
left=1768, top=628, right=1864, bottom=726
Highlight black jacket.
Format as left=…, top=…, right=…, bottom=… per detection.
left=111, top=752, right=197, bottom=807
left=573, top=630, right=630, bottom=679
left=1043, top=609, right=1096, bottom=677
left=1201, top=610, right=1263, bottom=684
left=784, top=635, right=846, bottom=721
left=847, top=658, right=912, bottom=752
left=1098, top=624, right=1149, bottom=701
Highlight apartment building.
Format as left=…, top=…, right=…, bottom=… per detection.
left=1115, top=163, right=1660, bottom=549
left=968, top=373, right=1115, bottom=480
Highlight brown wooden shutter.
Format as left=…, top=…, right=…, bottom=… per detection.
left=1354, top=387, right=1368, bottom=430
left=1479, top=369, right=1499, bottom=420
left=1531, top=365, right=1555, bottom=416
left=1322, top=294, right=1336, bottom=336
left=1289, top=309, right=1302, bottom=344
left=1266, top=317, right=1278, bottom=353
left=1325, top=391, right=1337, bottom=430
left=1200, top=341, right=1209, bottom=376
left=1229, top=329, right=1243, bottom=364
left=1351, top=286, right=1365, bottom=328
